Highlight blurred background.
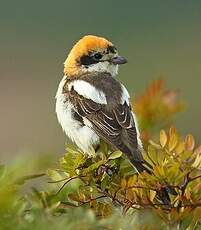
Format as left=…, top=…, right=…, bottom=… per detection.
left=1, top=0, right=201, bottom=162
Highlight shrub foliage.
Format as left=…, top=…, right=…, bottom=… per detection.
left=0, top=80, right=200, bottom=230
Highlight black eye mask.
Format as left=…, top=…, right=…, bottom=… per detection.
left=79, top=45, right=118, bottom=66
left=80, top=55, right=98, bottom=65
left=80, top=51, right=103, bottom=66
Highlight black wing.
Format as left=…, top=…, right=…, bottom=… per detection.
left=66, top=86, right=149, bottom=173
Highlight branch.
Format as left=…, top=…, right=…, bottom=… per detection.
left=60, top=195, right=107, bottom=208
left=54, top=176, right=86, bottom=195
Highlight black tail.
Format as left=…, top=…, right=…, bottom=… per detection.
left=127, top=148, right=172, bottom=205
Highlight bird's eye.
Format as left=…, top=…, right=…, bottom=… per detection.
left=93, top=52, right=103, bottom=60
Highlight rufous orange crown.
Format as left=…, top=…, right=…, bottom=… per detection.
left=64, top=35, right=113, bottom=76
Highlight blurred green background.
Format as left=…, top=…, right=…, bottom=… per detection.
left=1, top=0, right=201, bottom=161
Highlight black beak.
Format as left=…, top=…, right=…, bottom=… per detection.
left=111, top=56, right=128, bottom=65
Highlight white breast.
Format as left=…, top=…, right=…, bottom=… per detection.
left=55, top=76, right=100, bottom=155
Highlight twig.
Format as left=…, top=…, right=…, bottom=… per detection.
left=79, top=195, right=107, bottom=206
left=55, top=176, right=85, bottom=196
left=189, top=174, right=201, bottom=182
left=48, top=177, right=71, bottom=183
left=125, top=185, right=155, bottom=191
left=60, top=195, right=107, bottom=208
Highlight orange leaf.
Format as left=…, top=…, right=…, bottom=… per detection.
left=194, top=145, right=201, bottom=155
left=68, top=193, right=80, bottom=202
left=185, top=134, right=195, bottom=151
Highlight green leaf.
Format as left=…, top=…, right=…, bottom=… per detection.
left=99, top=140, right=108, bottom=154
left=82, top=160, right=105, bottom=174
left=61, top=151, right=86, bottom=176
left=108, top=151, right=122, bottom=160
left=47, top=169, right=65, bottom=182
left=101, top=174, right=110, bottom=189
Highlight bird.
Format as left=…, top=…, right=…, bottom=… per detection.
left=55, top=34, right=148, bottom=173
left=55, top=35, right=171, bottom=204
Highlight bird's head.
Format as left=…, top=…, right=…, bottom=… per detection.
left=64, top=35, right=127, bottom=77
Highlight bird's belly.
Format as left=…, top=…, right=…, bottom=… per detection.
left=56, top=98, right=100, bottom=155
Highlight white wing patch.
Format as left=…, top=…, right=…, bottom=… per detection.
left=121, top=84, right=130, bottom=105
left=131, top=111, right=143, bottom=149
left=68, top=80, right=107, bottom=104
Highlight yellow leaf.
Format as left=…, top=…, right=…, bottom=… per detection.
left=149, top=140, right=161, bottom=149
left=108, top=151, right=122, bottom=160
left=192, top=154, right=201, bottom=168
left=153, top=165, right=165, bottom=177
left=147, top=145, right=158, bottom=163
left=121, top=178, right=127, bottom=188
left=175, top=140, right=185, bottom=154
left=127, top=175, right=137, bottom=187
left=169, top=126, right=177, bottom=136
left=160, top=130, right=167, bottom=148
left=168, top=133, right=178, bottom=152
left=185, top=134, right=195, bottom=151
left=149, top=190, right=156, bottom=202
